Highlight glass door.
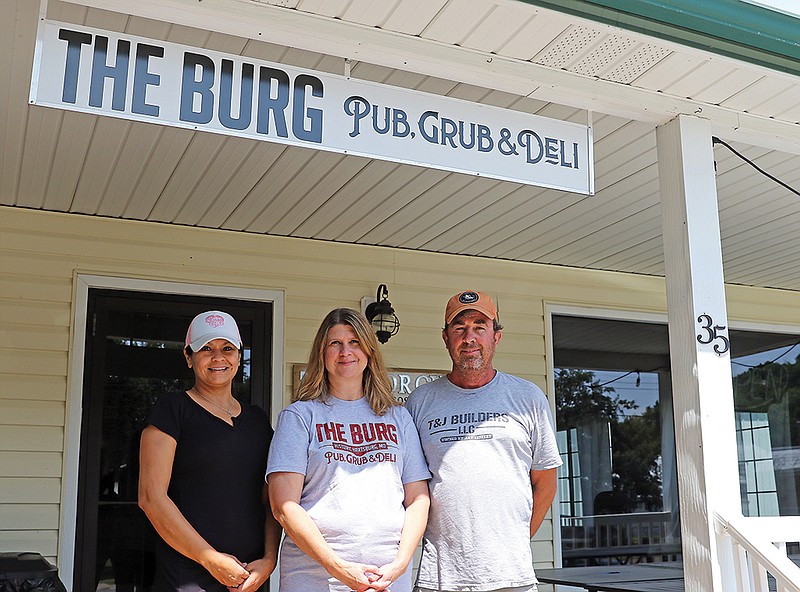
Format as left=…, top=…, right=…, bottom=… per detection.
left=552, top=315, right=681, bottom=566
left=74, top=289, right=272, bottom=591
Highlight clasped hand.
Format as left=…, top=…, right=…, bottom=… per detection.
left=335, top=558, right=405, bottom=592
left=205, top=551, right=250, bottom=589
left=230, top=557, right=275, bottom=592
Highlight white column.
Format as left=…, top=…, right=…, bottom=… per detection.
left=657, top=115, right=741, bottom=592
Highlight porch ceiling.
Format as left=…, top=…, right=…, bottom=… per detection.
left=3, top=0, right=800, bottom=290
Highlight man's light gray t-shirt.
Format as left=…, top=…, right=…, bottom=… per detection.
left=405, top=372, right=562, bottom=592
left=267, top=396, right=431, bottom=592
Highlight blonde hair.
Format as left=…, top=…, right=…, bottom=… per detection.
left=295, top=308, right=397, bottom=416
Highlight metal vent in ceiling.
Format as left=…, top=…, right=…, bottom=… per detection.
left=533, top=25, right=603, bottom=69
left=572, top=35, right=637, bottom=77
left=606, top=44, right=672, bottom=83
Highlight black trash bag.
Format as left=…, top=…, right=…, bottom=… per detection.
left=0, top=553, right=66, bottom=592
left=0, top=577, right=67, bottom=592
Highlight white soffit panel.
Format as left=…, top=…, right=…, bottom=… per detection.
left=60, top=0, right=800, bottom=154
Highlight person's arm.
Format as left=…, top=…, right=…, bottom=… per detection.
left=369, top=480, right=430, bottom=590
left=268, top=471, right=380, bottom=591
left=239, top=482, right=282, bottom=592
left=138, top=425, right=250, bottom=589
left=529, top=467, right=558, bottom=538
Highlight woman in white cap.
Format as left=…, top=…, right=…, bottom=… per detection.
left=139, top=311, right=280, bottom=592
left=267, top=308, right=430, bottom=592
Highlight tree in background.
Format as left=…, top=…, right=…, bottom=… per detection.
left=555, top=368, right=635, bottom=428
left=556, top=368, right=662, bottom=513
left=613, top=402, right=664, bottom=511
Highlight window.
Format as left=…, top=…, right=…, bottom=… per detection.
left=558, top=427, right=584, bottom=520
left=732, top=338, right=800, bottom=517
left=552, top=315, right=680, bottom=566
left=551, top=313, right=800, bottom=566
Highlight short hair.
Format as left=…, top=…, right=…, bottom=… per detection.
left=295, top=308, right=397, bottom=416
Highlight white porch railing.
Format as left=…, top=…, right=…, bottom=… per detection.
left=715, top=513, right=800, bottom=592
left=561, top=511, right=681, bottom=564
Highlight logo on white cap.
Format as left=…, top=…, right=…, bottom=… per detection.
left=205, top=314, right=225, bottom=328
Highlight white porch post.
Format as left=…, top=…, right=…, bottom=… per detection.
left=657, top=115, right=741, bottom=591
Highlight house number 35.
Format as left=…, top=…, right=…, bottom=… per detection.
left=696, top=314, right=730, bottom=355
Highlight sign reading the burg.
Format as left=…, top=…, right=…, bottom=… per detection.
left=31, top=20, right=594, bottom=194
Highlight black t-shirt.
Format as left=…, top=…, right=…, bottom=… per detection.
left=146, top=391, right=273, bottom=592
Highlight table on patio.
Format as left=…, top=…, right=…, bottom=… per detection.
left=535, top=563, right=685, bottom=592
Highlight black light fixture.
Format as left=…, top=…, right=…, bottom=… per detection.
left=365, top=284, right=400, bottom=344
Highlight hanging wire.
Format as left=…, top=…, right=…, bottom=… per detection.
left=596, top=368, right=663, bottom=388
left=597, top=370, right=634, bottom=387
left=731, top=341, right=800, bottom=369
left=597, top=370, right=638, bottom=388
left=712, top=137, right=800, bottom=198
left=712, top=139, right=800, bottom=370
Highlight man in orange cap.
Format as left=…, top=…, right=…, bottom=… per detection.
left=406, top=291, right=561, bottom=592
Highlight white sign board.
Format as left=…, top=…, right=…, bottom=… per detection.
left=31, top=20, right=594, bottom=194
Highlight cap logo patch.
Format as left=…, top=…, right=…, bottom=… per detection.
left=205, top=314, right=225, bottom=328
left=459, top=292, right=479, bottom=304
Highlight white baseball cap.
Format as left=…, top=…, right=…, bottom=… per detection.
left=185, top=310, right=242, bottom=351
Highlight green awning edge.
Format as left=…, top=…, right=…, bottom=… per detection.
left=517, top=0, right=800, bottom=77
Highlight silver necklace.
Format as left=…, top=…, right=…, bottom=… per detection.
left=190, top=388, right=235, bottom=417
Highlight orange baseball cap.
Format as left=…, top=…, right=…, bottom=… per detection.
left=445, top=291, right=498, bottom=324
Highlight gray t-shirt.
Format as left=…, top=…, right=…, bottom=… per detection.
left=267, top=396, right=431, bottom=592
left=405, top=372, right=562, bottom=592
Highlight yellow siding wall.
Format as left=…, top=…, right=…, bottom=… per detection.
left=2, top=206, right=800, bottom=571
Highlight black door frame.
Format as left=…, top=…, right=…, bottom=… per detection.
left=73, top=287, right=274, bottom=591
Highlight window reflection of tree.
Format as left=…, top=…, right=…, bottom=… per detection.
left=556, top=369, right=675, bottom=565
left=557, top=369, right=644, bottom=514
left=612, top=403, right=663, bottom=512
left=732, top=352, right=800, bottom=518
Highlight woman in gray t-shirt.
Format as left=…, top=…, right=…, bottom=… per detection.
left=268, top=308, right=431, bottom=592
